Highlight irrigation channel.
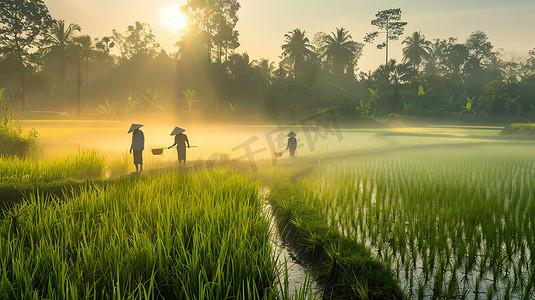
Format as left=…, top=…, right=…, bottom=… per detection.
left=261, top=189, right=322, bottom=298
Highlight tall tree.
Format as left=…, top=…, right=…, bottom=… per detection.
left=364, top=9, right=407, bottom=68
left=281, top=29, right=315, bottom=80
left=464, top=30, right=494, bottom=77
left=253, top=58, right=275, bottom=93
left=465, top=30, right=493, bottom=67
left=483, top=51, right=506, bottom=80
left=0, top=0, right=51, bottom=110
left=181, top=0, right=240, bottom=62
left=95, top=36, right=115, bottom=54
left=522, top=48, right=535, bottom=79
left=41, top=19, right=81, bottom=106
left=72, top=35, right=95, bottom=108
left=424, top=38, right=449, bottom=74
left=112, top=22, right=160, bottom=61
left=41, top=20, right=81, bottom=51
left=94, top=36, right=115, bottom=66
left=212, top=0, right=240, bottom=62
left=443, top=42, right=468, bottom=78
left=402, top=31, right=431, bottom=70
left=372, top=59, right=416, bottom=113
left=224, top=52, right=257, bottom=100
left=316, top=28, right=363, bottom=77
left=372, top=59, right=417, bottom=86
left=175, top=24, right=210, bottom=63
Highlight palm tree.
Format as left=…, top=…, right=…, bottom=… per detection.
left=41, top=20, right=81, bottom=107
left=402, top=31, right=431, bottom=70
left=444, top=43, right=468, bottom=77
left=372, top=59, right=417, bottom=86
left=175, top=24, right=209, bottom=63
left=72, top=35, right=94, bottom=113
left=253, top=58, right=274, bottom=92
left=424, top=38, right=447, bottom=74
left=317, top=28, right=360, bottom=77
left=281, top=28, right=315, bottom=80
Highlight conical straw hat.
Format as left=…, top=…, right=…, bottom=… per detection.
left=287, top=131, right=296, bottom=137
left=128, top=123, right=143, bottom=133
left=171, top=126, right=186, bottom=135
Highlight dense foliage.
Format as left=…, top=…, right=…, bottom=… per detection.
left=0, top=89, right=37, bottom=158
left=0, top=2, right=534, bottom=120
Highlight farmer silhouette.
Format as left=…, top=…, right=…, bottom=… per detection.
left=169, top=127, right=190, bottom=165
left=128, top=123, right=144, bottom=172
left=286, top=131, right=297, bottom=158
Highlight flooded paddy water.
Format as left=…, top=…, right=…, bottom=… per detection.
left=21, top=119, right=505, bottom=164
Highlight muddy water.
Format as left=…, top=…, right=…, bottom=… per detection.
left=260, top=189, right=322, bottom=298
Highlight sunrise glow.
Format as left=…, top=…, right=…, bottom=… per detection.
left=160, top=3, right=187, bottom=33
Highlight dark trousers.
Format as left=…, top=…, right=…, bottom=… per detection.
left=133, top=150, right=143, bottom=164
left=289, top=149, right=296, bottom=157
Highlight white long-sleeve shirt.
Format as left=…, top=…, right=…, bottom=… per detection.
left=131, top=130, right=144, bottom=151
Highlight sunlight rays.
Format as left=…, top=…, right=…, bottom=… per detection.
left=160, top=3, right=187, bottom=33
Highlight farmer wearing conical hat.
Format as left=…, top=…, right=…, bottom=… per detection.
left=168, top=127, right=190, bottom=165
left=286, top=131, right=297, bottom=158
left=128, top=123, right=145, bottom=172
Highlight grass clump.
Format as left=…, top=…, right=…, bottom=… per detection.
left=0, top=149, right=106, bottom=184
left=501, top=123, right=535, bottom=136
left=270, top=177, right=404, bottom=299
left=0, top=88, right=37, bottom=158
left=0, top=168, right=279, bottom=299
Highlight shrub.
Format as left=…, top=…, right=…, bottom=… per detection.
left=0, top=88, right=38, bottom=158
left=500, top=123, right=535, bottom=136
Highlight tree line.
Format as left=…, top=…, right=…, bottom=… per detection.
left=1, top=0, right=534, bottom=120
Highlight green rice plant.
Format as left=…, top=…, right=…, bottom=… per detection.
left=296, top=144, right=535, bottom=299
left=446, top=269, right=459, bottom=299
left=352, top=279, right=368, bottom=300
left=270, top=177, right=403, bottom=299
left=0, top=148, right=107, bottom=186
left=106, top=153, right=131, bottom=178
left=417, top=278, right=425, bottom=300
left=472, top=276, right=481, bottom=295
left=486, top=283, right=495, bottom=300
left=0, top=167, right=284, bottom=299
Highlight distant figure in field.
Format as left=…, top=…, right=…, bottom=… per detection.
left=286, top=131, right=297, bottom=158
left=168, top=127, right=190, bottom=165
left=128, top=123, right=144, bottom=172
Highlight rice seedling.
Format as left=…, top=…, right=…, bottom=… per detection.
left=296, top=144, right=535, bottom=299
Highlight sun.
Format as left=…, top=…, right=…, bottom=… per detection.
left=160, top=3, right=187, bottom=33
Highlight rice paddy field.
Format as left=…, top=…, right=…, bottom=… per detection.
left=3, top=121, right=535, bottom=299
left=0, top=168, right=288, bottom=299
left=298, top=144, right=535, bottom=299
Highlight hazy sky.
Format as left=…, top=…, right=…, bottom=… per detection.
left=44, top=0, right=534, bottom=72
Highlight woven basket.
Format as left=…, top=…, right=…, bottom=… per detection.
left=151, top=148, right=164, bottom=155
